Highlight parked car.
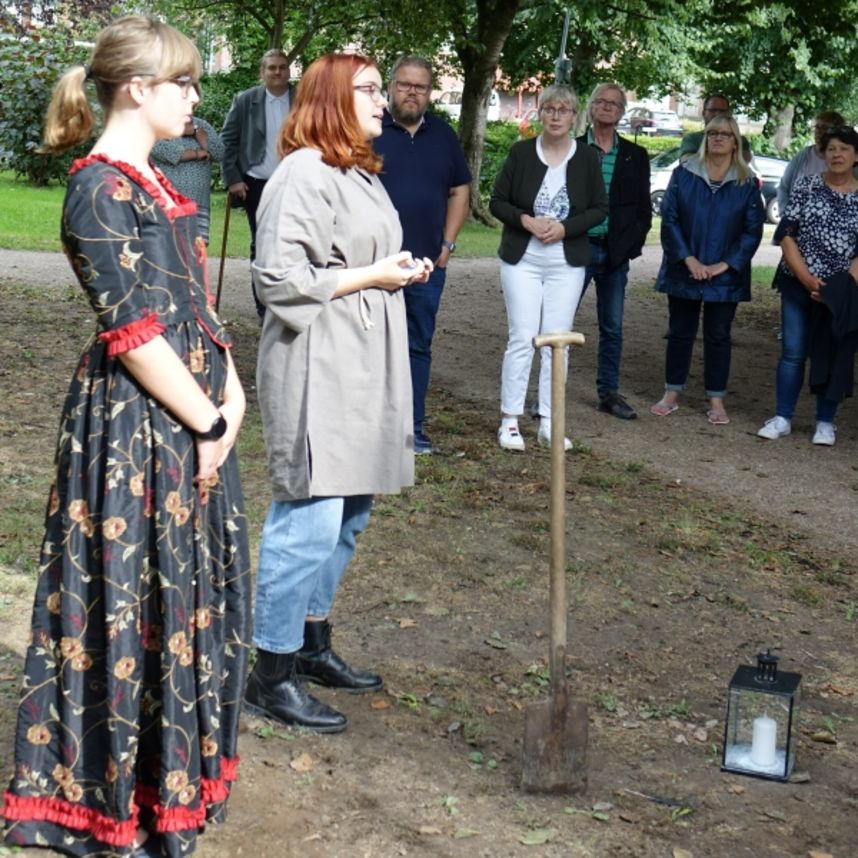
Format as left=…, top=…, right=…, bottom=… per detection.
left=752, top=155, right=788, bottom=224
left=649, top=146, right=682, bottom=216
left=625, top=107, right=683, bottom=138
left=649, top=146, right=788, bottom=224
left=436, top=90, right=501, bottom=122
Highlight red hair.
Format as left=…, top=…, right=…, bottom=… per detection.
left=279, top=53, right=383, bottom=174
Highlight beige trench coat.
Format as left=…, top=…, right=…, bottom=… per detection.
left=252, top=148, right=414, bottom=500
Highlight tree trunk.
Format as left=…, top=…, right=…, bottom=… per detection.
left=771, top=104, right=794, bottom=153
left=455, top=0, right=523, bottom=224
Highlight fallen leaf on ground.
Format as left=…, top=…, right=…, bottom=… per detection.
left=808, top=852, right=833, bottom=858
left=619, top=810, right=637, bottom=823
left=692, top=727, right=708, bottom=742
left=810, top=731, right=837, bottom=744
left=289, top=752, right=314, bottom=772
left=518, top=828, right=556, bottom=846
left=398, top=618, right=417, bottom=629
left=484, top=705, right=497, bottom=715
left=370, top=698, right=391, bottom=710
left=454, top=829, right=479, bottom=839
left=673, top=849, right=693, bottom=858
left=417, top=826, right=441, bottom=835
left=728, top=784, right=745, bottom=795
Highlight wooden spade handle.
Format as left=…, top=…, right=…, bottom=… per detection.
left=533, top=331, right=585, bottom=350
left=532, top=330, right=585, bottom=700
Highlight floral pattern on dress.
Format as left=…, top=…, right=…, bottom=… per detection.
left=2, top=156, right=252, bottom=858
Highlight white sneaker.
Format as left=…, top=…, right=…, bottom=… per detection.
left=812, top=421, right=836, bottom=446
left=498, top=423, right=525, bottom=451
left=537, top=421, right=572, bottom=451
left=757, top=416, right=791, bottom=440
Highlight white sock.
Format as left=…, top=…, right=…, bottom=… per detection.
left=501, top=416, right=519, bottom=431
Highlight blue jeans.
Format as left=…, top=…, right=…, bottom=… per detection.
left=405, top=266, right=447, bottom=433
left=664, top=296, right=736, bottom=397
left=775, top=276, right=838, bottom=422
left=252, top=495, right=373, bottom=653
left=582, top=241, right=630, bottom=396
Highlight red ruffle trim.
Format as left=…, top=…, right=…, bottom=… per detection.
left=1, top=791, right=138, bottom=846
left=70, top=154, right=196, bottom=219
left=98, top=311, right=166, bottom=357
left=1, top=755, right=239, bottom=844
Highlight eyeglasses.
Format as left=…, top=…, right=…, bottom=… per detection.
left=592, top=97, right=623, bottom=110
left=541, top=106, right=574, bottom=118
left=392, top=80, right=430, bottom=95
left=163, top=75, right=198, bottom=98
left=354, top=83, right=386, bottom=103
left=706, top=130, right=734, bottom=140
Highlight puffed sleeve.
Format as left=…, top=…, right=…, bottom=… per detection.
left=251, top=153, right=341, bottom=333
left=62, top=164, right=165, bottom=355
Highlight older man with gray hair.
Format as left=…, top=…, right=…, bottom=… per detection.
left=578, top=82, right=651, bottom=419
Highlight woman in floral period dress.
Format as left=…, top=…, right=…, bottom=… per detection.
left=1, top=17, right=251, bottom=858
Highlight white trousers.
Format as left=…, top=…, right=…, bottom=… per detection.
left=500, top=251, right=586, bottom=419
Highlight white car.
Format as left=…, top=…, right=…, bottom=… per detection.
left=436, top=90, right=501, bottom=122
left=649, top=146, right=787, bottom=224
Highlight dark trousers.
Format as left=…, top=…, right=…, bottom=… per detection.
left=582, top=240, right=630, bottom=396
left=243, top=175, right=268, bottom=318
left=665, top=295, right=737, bottom=397
left=405, top=266, right=447, bottom=432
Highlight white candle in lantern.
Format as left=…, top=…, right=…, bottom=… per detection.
left=750, top=714, right=777, bottom=768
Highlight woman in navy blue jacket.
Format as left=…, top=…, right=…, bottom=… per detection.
left=650, top=115, right=764, bottom=424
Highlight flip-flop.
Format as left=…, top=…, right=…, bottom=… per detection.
left=650, top=400, right=679, bottom=417
left=707, top=409, right=730, bottom=425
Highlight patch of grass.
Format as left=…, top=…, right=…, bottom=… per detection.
left=790, top=584, right=822, bottom=606
left=0, top=172, right=66, bottom=251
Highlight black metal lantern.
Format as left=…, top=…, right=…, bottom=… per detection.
left=721, top=650, right=801, bottom=781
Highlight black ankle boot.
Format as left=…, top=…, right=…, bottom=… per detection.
left=244, top=649, right=347, bottom=733
left=294, top=621, right=383, bottom=693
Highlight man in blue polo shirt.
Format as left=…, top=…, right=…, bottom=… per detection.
left=374, top=55, right=471, bottom=454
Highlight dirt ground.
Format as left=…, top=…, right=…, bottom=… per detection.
left=1, top=245, right=856, bottom=858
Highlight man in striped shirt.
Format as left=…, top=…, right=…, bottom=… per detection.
left=578, top=82, right=652, bottom=420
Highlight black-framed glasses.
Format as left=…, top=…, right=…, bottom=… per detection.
left=353, top=83, right=386, bottom=103
left=592, top=97, right=622, bottom=110
left=706, top=130, right=734, bottom=139
left=392, top=80, right=430, bottom=95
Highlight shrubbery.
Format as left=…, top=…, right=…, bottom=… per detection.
left=0, top=31, right=88, bottom=185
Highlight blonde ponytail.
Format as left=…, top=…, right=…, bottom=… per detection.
left=40, top=65, right=94, bottom=153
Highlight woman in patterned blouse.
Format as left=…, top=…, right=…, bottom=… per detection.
left=758, top=126, right=858, bottom=446
left=2, top=17, right=251, bottom=858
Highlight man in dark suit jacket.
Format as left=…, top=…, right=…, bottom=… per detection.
left=578, top=82, right=652, bottom=420
left=221, top=49, right=293, bottom=318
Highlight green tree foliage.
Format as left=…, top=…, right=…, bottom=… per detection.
left=0, top=27, right=90, bottom=184
left=688, top=1, right=858, bottom=137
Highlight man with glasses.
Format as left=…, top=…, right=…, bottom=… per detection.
left=221, top=49, right=293, bottom=319
left=777, top=110, right=850, bottom=213
left=578, top=82, right=651, bottom=420
left=680, top=94, right=752, bottom=162
left=374, top=55, right=471, bottom=455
